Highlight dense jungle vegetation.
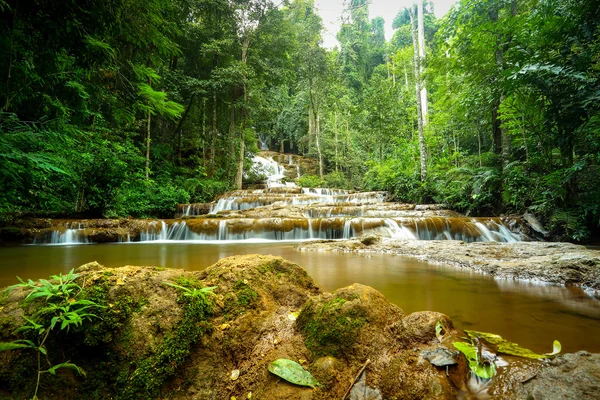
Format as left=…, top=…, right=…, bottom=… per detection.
left=0, top=0, right=598, bottom=240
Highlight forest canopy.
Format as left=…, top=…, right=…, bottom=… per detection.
left=0, top=0, right=598, bottom=240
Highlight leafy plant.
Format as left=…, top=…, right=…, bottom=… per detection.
left=297, top=174, right=324, bottom=188
left=0, top=269, right=103, bottom=399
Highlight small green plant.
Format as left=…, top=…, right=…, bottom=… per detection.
left=0, top=269, right=103, bottom=400
left=162, top=281, right=217, bottom=300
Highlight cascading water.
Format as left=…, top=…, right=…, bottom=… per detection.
left=33, top=152, right=527, bottom=244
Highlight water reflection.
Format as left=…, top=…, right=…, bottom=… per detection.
left=1, top=242, right=599, bottom=353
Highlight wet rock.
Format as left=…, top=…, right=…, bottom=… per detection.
left=420, top=347, right=460, bottom=367
left=515, top=351, right=600, bottom=399
left=399, top=312, right=455, bottom=345
left=360, top=234, right=381, bottom=246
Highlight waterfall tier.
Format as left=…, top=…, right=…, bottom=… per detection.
left=33, top=153, right=529, bottom=244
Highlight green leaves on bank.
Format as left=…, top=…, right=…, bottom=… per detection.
left=268, top=358, right=319, bottom=389
left=453, top=342, right=497, bottom=380
left=453, top=329, right=562, bottom=380
left=464, top=330, right=561, bottom=360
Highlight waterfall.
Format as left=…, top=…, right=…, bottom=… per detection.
left=32, top=152, right=526, bottom=245
left=343, top=220, right=352, bottom=239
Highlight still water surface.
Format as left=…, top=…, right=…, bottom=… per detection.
left=1, top=242, right=599, bottom=354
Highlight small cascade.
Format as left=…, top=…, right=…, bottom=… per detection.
left=34, top=221, right=89, bottom=245
left=248, top=155, right=296, bottom=189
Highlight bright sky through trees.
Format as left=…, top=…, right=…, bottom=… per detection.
left=315, top=0, right=458, bottom=48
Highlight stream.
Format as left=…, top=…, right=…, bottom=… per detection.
left=1, top=241, right=600, bottom=355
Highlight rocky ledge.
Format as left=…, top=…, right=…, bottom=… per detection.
left=1, top=255, right=599, bottom=399
left=298, top=238, right=600, bottom=293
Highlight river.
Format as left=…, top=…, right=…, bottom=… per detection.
left=1, top=241, right=599, bottom=354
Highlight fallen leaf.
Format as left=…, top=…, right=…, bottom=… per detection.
left=465, top=330, right=561, bottom=359
left=116, top=278, right=125, bottom=285
left=268, top=359, right=319, bottom=388
left=219, top=323, right=231, bottom=331
left=231, top=369, right=240, bottom=381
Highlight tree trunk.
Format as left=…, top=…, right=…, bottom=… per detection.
left=417, top=0, right=428, bottom=125
left=202, top=97, right=206, bottom=167
left=145, top=110, right=151, bottom=180
left=234, top=37, right=250, bottom=190
left=334, top=109, right=339, bottom=172
left=316, top=113, right=323, bottom=179
left=410, top=9, right=427, bottom=181
left=210, top=92, right=217, bottom=172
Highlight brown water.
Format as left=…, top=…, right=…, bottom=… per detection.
left=1, top=242, right=599, bottom=354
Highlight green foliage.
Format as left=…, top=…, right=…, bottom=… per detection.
left=297, top=174, right=325, bottom=188
left=1, top=270, right=102, bottom=399
left=107, top=177, right=190, bottom=218
left=323, top=171, right=349, bottom=189
left=464, top=330, right=561, bottom=360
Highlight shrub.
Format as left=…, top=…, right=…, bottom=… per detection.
left=297, top=174, right=324, bottom=188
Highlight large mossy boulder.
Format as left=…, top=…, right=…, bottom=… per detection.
left=4, top=254, right=596, bottom=399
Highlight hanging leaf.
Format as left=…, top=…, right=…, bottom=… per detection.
left=0, top=340, right=37, bottom=352
left=46, top=361, right=86, bottom=377
left=465, top=330, right=561, bottom=359
left=268, top=358, right=319, bottom=388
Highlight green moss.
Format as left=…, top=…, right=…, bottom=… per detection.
left=118, top=283, right=214, bottom=399
left=81, top=282, right=139, bottom=346
left=297, top=296, right=367, bottom=358
left=257, top=258, right=283, bottom=274
left=221, top=280, right=260, bottom=320
left=234, top=280, right=258, bottom=308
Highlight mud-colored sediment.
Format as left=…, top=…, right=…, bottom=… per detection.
left=298, top=238, right=600, bottom=292
left=1, top=255, right=598, bottom=399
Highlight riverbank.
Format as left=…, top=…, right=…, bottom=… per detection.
left=1, top=255, right=598, bottom=399
left=298, top=238, right=600, bottom=293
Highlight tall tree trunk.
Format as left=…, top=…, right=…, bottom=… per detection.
left=410, top=9, right=427, bottom=181
left=146, top=110, right=151, bottom=180
left=210, top=92, right=217, bottom=172
left=234, top=36, right=250, bottom=190
left=202, top=97, right=206, bottom=167
left=316, top=113, right=323, bottom=179
left=417, top=0, right=428, bottom=125
left=334, top=109, right=339, bottom=172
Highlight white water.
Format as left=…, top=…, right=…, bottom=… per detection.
left=38, top=153, right=525, bottom=244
